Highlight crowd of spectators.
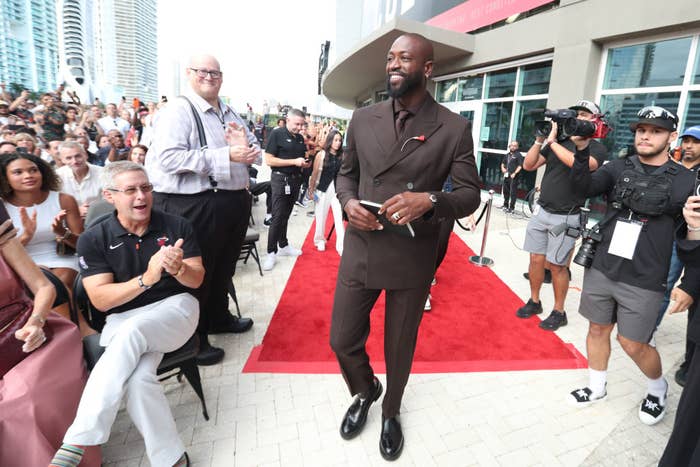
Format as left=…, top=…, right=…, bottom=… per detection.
left=0, top=79, right=347, bottom=465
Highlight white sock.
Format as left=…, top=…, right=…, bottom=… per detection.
left=647, top=376, right=668, bottom=404
left=588, top=368, right=607, bottom=396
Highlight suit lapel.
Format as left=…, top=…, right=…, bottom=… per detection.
left=368, top=99, right=397, bottom=157
left=375, top=96, right=443, bottom=176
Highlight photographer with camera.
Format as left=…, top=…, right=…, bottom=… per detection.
left=567, top=106, right=694, bottom=426
left=516, top=100, right=608, bottom=331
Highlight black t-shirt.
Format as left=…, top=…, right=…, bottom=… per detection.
left=265, top=126, right=306, bottom=175
left=571, top=153, right=694, bottom=291
left=538, top=139, right=608, bottom=214
left=501, top=151, right=523, bottom=174
left=77, top=209, right=201, bottom=314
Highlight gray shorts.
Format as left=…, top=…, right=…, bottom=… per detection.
left=579, top=267, right=664, bottom=343
left=523, top=205, right=580, bottom=266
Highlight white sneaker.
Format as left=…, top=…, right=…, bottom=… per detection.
left=639, top=382, right=668, bottom=425
left=262, top=253, right=276, bottom=271
left=277, top=245, right=302, bottom=257
left=315, top=242, right=326, bottom=252
left=424, top=294, right=432, bottom=311
left=567, top=386, right=607, bottom=407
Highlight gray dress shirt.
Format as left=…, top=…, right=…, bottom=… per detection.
left=147, top=92, right=261, bottom=194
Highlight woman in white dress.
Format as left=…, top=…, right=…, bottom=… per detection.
left=308, top=130, right=345, bottom=255
left=0, top=152, right=93, bottom=336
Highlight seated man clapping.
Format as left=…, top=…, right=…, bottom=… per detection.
left=51, top=161, right=204, bottom=467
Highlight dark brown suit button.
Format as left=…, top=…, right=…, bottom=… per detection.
left=373, top=178, right=381, bottom=186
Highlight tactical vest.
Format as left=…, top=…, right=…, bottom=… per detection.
left=612, top=155, right=678, bottom=217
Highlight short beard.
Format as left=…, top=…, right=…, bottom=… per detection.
left=635, top=143, right=668, bottom=159
left=386, top=71, right=423, bottom=99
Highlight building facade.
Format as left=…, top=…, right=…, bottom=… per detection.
left=324, top=0, right=700, bottom=199
left=0, top=0, right=59, bottom=92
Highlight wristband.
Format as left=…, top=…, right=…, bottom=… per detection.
left=688, top=225, right=700, bottom=232
left=138, top=275, right=152, bottom=290
left=533, top=141, right=543, bottom=146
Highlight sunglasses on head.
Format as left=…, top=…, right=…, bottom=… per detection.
left=637, top=106, right=678, bottom=124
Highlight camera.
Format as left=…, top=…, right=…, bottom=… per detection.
left=535, top=109, right=611, bottom=141
left=572, top=207, right=602, bottom=268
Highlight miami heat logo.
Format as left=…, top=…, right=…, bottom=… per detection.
left=157, top=236, right=170, bottom=247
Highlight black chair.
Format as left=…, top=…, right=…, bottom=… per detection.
left=239, top=227, right=263, bottom=276
left=72, top=275, right=210, bottom=421
left=227, top=227, right=262, bottom=316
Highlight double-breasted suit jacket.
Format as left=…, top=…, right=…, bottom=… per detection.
left=335, top=95, right=481, bottom=290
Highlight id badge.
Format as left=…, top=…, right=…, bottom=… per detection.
left=284, top=184, right=291, bottom=195
left=607, top=218, right=642, bottom=260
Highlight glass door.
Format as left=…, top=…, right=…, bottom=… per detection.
left=442, top=100, right=482, bottom=164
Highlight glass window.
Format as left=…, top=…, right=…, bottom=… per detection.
left=603, top=37, right=692, bottom=89
left=458, top=75, right=483, bottom=101
left=600, top=92, right=681, bottom=158
left=518, top=62, right=551, bottom=96
left=477, top=151, right=505, bottom=192
left=436, top=79, right=458, bottom=103
left=485, top=69, right=516, bottom=98
left=683, top=91, right=700, bottom=129
left=693, top=43, right=700, bottom=84
left=481, top=101, right=513, bottom=150
left=512, top=99, right=547, bottom=146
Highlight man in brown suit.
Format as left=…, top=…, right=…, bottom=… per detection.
left=329, top=33, right=481, bottom=461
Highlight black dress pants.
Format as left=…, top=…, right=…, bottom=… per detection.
left=267, top=172, right=301, bottom=254
left=502, top=175, right=519, bottom=210
left=153, top=189, right=251, bottom=335
left=659, top=337, right=700, bottom=466
left=329, top=276, right=430, bottom=418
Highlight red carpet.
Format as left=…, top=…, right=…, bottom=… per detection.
left=244, top=218, right=586, bottom=374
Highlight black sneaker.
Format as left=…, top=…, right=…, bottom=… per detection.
left=516, top=299, right=543, bottom=318
left=639, top=389, right=667, bottom=425
left=567, top=386, right=607, bottom=407
left=539, top=310, right=567, bottom=330
left=263, top=217, right=272, bottom=227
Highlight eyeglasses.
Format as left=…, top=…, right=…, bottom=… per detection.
left=190, top=68, right=222, bottom=79
left=637, top=106, right=678, bottom=124
left=107, top=183, right=154, bottom=196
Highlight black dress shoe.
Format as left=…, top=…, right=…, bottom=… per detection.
left=379, top=416, right=404, bottom=461
left=209, top=316, right=254, bottom=334
left=196, top=342, right=225, bottom=366
left=340, top=377, right=383, bottom=440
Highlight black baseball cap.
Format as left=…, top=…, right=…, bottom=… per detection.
left=629, top=106, right=678, bottom=132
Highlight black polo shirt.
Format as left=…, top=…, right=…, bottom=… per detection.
left=501, top=151, right=523, bottom=174
left=77, top=209, right=201, bottom=314
left=265, top=126, right=306, bottom=175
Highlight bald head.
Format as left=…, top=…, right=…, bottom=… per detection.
left=386, top=33, right=434, bottom=100
left=395, top=33, right=433, bottom=62
left=188, top=54, right=221, bottom=70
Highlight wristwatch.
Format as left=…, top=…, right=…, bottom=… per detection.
left=137, top=274, right=152, bottom=290
left=428, top=193, right=438, bottom=208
